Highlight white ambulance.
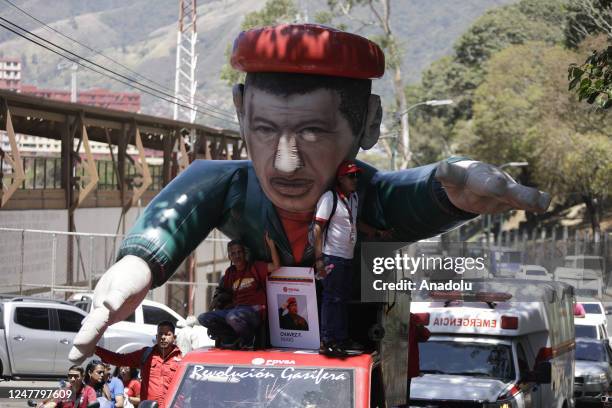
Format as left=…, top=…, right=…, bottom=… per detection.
left=410, top=280, right=575, bottom=408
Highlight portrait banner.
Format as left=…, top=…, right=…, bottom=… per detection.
left=267, top=266, right=320, bottom=349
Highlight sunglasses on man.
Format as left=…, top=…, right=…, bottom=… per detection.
left=346, top=173, right=359, bottom=179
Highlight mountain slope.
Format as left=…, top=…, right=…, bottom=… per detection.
left=0, top=0, right=515, bottom=128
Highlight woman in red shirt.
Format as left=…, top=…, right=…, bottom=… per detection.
left=115, top=366, right=141, bottom=407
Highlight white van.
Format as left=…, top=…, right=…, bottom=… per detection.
left=410, top=280, right=575, bottom=408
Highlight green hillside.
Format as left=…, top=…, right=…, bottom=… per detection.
left=0, top=0, right=515, bottom=128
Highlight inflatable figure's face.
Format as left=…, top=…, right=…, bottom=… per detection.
left=243, top=86, right=356, bottom=212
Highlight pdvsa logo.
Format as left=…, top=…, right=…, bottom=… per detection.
left=251, top=357, right=296, bottom=366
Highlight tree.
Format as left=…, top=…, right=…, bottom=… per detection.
left=566, top=0, right=612, bottom=109
left=405, top=0, right=566, bottom=165
left=220, top=0, right=298, bottom=86
left=464, top=42, right=612, bottom=235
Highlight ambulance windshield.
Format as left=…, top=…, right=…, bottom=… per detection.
left=169, top=364, right=354, bottom=408
left=419, top=341, right=516, bottom=381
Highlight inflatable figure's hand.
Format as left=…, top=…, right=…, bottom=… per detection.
left=435, top=160, right=551, bottom=214
left=68, top=255, right=152, bottom=363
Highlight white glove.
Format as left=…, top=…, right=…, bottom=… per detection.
left=68, top=255, right=152, bottom=363
left=435, top=160, right=551, bottom=214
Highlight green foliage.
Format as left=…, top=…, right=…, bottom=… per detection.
left=454, top=0, right=565, bottom=66
left=568, top=46, right=612, bottom=109
left=406, top=0, right=567, bottom=163
left=240, top=0, right=298, bottom=29
left=220, top=0, right=298, bottom=86
left=462, top=41, right=612, bottom=218
left=564, top=0, right=612, bottom=48
left=314, top=10, right=334, bottom=25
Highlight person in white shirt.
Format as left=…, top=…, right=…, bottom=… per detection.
left=313, top=160, right=361, bottom=356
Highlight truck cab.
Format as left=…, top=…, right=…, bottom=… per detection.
left=410, top=281, right=575, bottom=408
left=159, top=348, right=386, bottom=408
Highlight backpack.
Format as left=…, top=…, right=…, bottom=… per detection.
left=140, top=346, right=154, bottom=372
left=307, top=190, right=338, bottom=248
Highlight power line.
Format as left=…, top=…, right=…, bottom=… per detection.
left=0, top=0, right=236, bottom=118
left=0, top=0, right=236, bottom=119
left=0, top=16, right=238, bottom=125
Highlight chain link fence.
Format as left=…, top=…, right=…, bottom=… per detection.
left=0, top=227, right=122, bottom=298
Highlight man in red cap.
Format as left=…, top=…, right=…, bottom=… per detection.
left=312, top=160, right=362, bottom=355
left=278, top=296, right=309, bottom=331
left=70, top=24, right=550, bottom=365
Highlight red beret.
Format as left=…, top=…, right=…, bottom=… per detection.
left=286, top=297, right=297, bottom=305
left=231, top=24, right=385, bottom=79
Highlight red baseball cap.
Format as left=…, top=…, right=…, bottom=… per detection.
left=337, top=160, right=363, bottom=178
left=231, top=24, right=385, bottom=79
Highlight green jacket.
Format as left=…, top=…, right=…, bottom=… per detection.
left=117, top=159, right=475, bottom=288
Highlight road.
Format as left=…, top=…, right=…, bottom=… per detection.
left=0, top=379, right=60, bottom=408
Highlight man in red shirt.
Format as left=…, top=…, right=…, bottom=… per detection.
left=199, top=235, right=280, bottom=349
left=95, top=321, right=182, bottom=408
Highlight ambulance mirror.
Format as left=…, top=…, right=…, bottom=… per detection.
left=532, top=361, right=552, bottom=384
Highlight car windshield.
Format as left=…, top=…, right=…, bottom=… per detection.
left=581, top=259, right=603, bottom=270
left=526, top=269, right=546, bottom=276
left=575, top=325, right=597, bottom=338
left=575, top=341, right=607, bottom=362
left=168, top=364, right=354, bottom=408
left=419, top=341, right=515, bottom=381
left=582, top=304, right=602, bottom=314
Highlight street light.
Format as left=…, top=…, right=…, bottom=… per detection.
left=393, top=99, right=454, bottom=169
left=500, top=161, right=529, bottom=170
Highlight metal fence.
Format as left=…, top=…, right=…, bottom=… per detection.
left=0, top=227, right=123, bottom=297
left=0, top=227, right=231, bottom=313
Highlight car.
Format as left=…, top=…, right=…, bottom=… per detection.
left=68, top=292, right=214, bottom=350
left=0, top=297, right=155, bottom=379
left=575, top=315, right=609, bottom=341
left=579, top=299, right=607, bottom=327
left=574, top=338, right=612, bottom=405
left=554, top=256, right=606, bottom=298
left=517, top=264, right=551, bottom=281
left=138, top=348, right=382, bottom=408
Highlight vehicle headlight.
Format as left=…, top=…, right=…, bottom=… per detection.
left=586, top=373, right=608, bottom=383
left=484, top=401, right=517, bottom=408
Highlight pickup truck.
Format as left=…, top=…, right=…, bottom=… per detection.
left=0, top=297, right=156, bottom=379
left=554, top=255, right=605, bottom=298
left=69, top=292, right=214, bottom=351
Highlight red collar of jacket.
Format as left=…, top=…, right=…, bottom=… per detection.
left=152, top=343, right=182, bottom=361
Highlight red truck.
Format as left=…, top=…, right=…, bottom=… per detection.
left=136, top=298, right=410, bottom=408
left=158, top=348, right=387, bottom=408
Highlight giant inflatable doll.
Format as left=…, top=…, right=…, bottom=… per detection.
left=69, top=24, right=550, bottom=362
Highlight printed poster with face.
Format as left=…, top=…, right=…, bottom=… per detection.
left=267, top=266, right=320, bottom=349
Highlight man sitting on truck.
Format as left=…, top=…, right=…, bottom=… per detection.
left=199, top=235, right=280, bottom=349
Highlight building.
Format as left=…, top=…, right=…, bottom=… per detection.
left=0, top=58, right=21, bottom=91
left=21, top=85, right=141, bottom=113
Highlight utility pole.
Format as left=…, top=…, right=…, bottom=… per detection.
left=172, top=0, right=199, bottom=316
left=174, top=0, right=198, bottom=124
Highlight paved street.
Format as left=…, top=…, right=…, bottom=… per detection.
left=0, top=379, right=60, bottom=408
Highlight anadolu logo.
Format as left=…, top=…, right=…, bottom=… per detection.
left=251, top=357, right=296, bottom=366
left=283, top=287, right=288, bottom=292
